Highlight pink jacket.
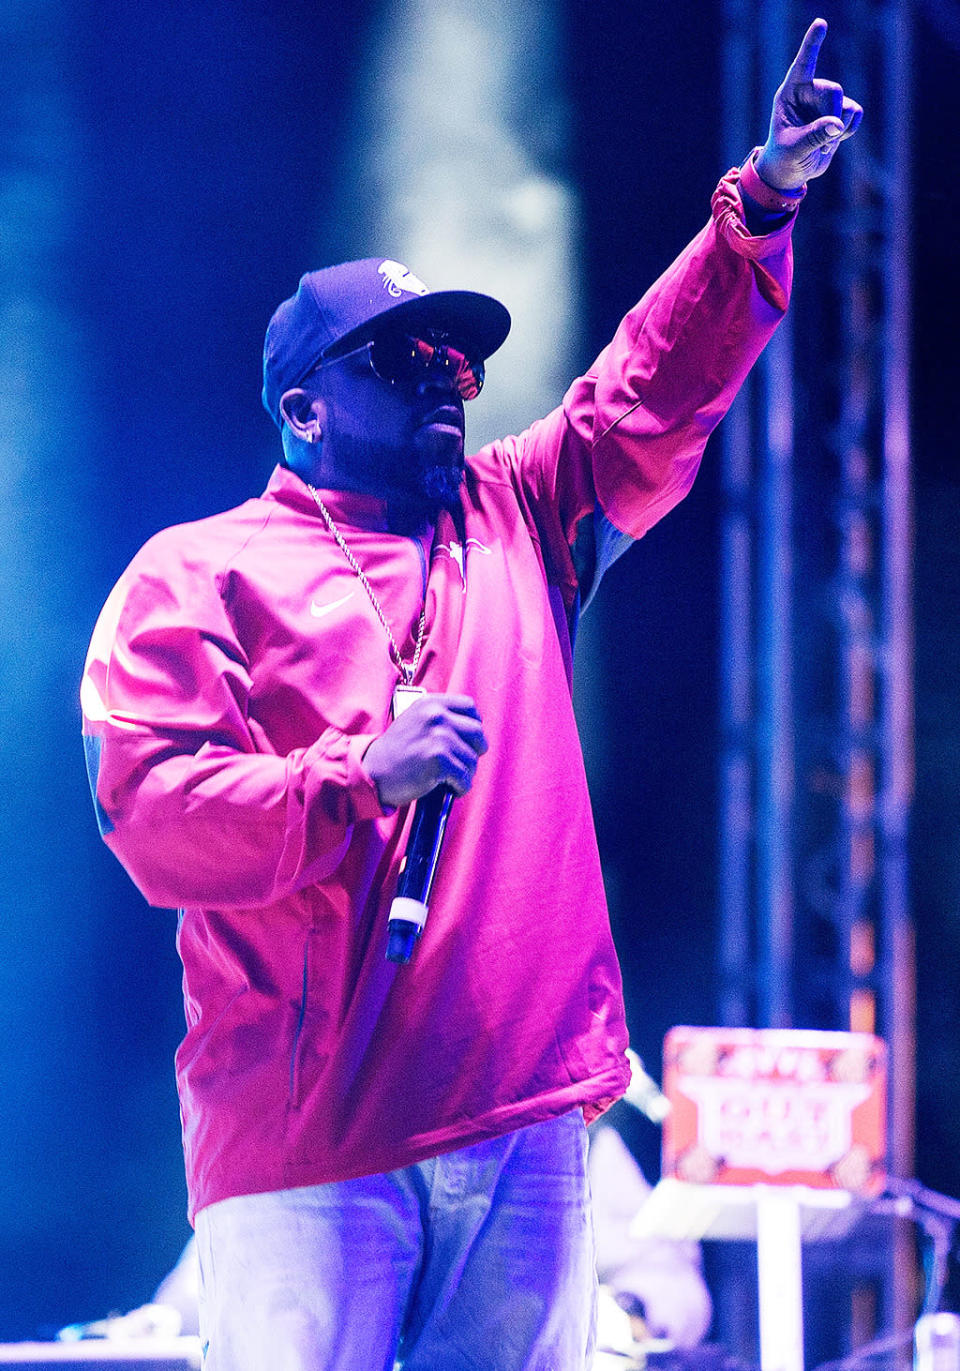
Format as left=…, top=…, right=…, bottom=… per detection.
left=81, top=168, right=794, bottom=1220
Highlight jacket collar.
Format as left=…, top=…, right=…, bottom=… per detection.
left=262, top=464, right=392, bottom=532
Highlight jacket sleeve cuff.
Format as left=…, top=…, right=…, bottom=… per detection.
left=345, top=732, right=391, bottom=820
left=711, top=161, right=800, bottom=257
left=739, top=147, right=807, bottom=213
left=711, top=159, right=798, bottom=312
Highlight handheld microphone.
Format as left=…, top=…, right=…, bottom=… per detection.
left=386, top=785, right=454, bottom=963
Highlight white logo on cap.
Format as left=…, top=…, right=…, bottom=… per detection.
left=378, top=260, right=429, bottom=299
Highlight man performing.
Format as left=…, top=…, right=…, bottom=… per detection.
left=81, top=21, right=860, bottom=1371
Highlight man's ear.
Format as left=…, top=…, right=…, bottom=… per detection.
left=279, top=388, right=325, bottom=444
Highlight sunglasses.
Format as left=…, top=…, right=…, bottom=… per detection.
left=307, top=332, right=485, bottom=401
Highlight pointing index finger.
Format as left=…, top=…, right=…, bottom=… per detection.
left=785, top=17, right=828, bottom=86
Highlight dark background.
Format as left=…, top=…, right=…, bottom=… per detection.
left=0, top=0, right=956, bottom=1349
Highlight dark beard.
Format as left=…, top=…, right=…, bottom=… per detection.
left=409, top=417, right=465, bottom=515
left=388, top=463, right=463, bottom=534
left=321, top=427, right=464, bottom=532
left=420, top=460, right=464, bottom=511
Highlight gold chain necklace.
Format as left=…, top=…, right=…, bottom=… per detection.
left=308, top=485, right=426, bottom=685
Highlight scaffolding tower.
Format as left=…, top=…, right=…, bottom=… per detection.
left=718, top=0, right=914, bottom=1353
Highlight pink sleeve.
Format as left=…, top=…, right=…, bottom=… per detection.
left=81, top=547, right=384, bottom=911
left=490, top=163, right=795, bottom=580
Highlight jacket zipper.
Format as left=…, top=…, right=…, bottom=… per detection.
left=288, top=942, right=309, bottom=1107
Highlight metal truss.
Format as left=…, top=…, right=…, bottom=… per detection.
left=717, top=0, right=915, bottom=1353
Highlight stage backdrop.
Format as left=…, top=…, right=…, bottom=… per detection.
left=0, top=0, right=956, bottom=1342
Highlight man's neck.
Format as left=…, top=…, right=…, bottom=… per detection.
left=385, top=494, right=439, bottom=538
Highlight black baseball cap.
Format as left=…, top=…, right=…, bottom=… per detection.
left=262, top=257, right=511, bottom=428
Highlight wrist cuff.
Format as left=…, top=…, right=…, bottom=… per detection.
left=346, top=732, right=392, bottom=820
left=740, top=148, right=807, bottom=213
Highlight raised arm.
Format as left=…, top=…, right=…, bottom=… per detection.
left=495, top=18, right=862, bottom=592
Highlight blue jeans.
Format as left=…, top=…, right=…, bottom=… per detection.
left=194, top=1110, right=596, bottom=1371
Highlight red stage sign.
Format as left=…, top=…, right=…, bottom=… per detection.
left=661, top=1027, right=887, bottom=1195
